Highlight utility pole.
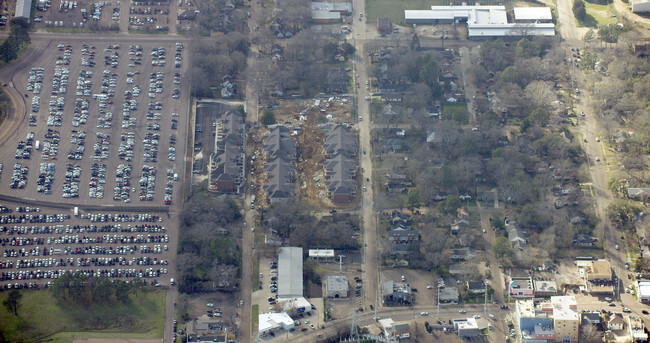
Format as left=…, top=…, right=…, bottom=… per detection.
left=484, top=282, right=488, bottom=317
left=436, top=282, right=440, bottom=319
left=507, top=269, right=511, bottom=305
left=374, top=288, right=378, bottom=321
left=350, top=310, right=359, bottom=341
left=338, top=255, right=345, bottom=272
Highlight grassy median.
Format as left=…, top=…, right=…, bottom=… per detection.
left=251, top=304, right=259, bottom=334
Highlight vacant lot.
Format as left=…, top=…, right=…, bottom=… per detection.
left=0, top=288, right=165, bottom=343
left=583, top=1, right=618, bottom=27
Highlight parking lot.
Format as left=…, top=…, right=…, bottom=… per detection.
left=2, top=40, right=188, bottom=207
left=254, top=257, right=278, bottom=313
left=0, top=203, right=177, bottom=288
left=0, top=37, right=190, bottom=293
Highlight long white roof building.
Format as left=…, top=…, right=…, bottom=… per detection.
left=405, top=5, right=555, bottom=37
left=278, top=247, right=303, bottom=299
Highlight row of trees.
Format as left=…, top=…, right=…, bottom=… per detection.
left=49, top=271, right=146, bottom=305
left=178, top=192, right=242, bottom=293
left=0, top=18, right=31, bottom=63
left=191, top=32, right=250, bottom=97
left=263, top=200, right=360, bottom=250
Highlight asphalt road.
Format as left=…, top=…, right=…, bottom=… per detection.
left=559, top=0, right=650, bottom=327
left=350, top=0, right=378, bottom=317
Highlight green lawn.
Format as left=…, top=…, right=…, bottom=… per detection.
left=313, top=265, right=337, bottom=275
left=251, top=304, right=259, bottom=334
left=365, top=0, right=446, bottom=26
left=580, top=1, right=618, bottom=27
left=0, top=289, right=165, bottom=343
left=442, top=103, right=470, bottom=124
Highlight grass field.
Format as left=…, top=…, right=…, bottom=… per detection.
left=365, top=0, right=445, bottom=26
left=313, top=265, right=337, bottom=275
left=442, top=103, right=470, bottom=124
left=580, top=1, right=618, bottom=27
left=0, top=289, right=165, bottom=343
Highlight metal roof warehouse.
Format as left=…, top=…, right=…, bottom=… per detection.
left=278, top=247, right=303, bottom=299
left=405, top=4, right=555, bottom=37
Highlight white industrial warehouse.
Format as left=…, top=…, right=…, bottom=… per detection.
left=405, top=5, right=555, bottom=37
left=278, top=247, right=303, bottom=299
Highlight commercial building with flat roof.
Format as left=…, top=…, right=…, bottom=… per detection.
left=515, top=296, right=580, bottom=343
left=534, top=280, right=558, bottom=297
left=508, top=276, right=534, bottom=298
left=308, top=249, right=334, bottom=261
left=324, top=274, right=349, bottom=298
left=278, top=247, right=303, bottom=299
left=258, top=312, right=295, bottom=337
left=379, top=318, right=410, bottom=339
left=310, top=2, right=352, bottom=23
left=453, top=317, right=481, bottom=338
left=404, top=5, right=555, bottom=37
left=637, top=280, right=650, bottom=303
left=513, top=7, right=553, bottom=22
left=278, top=296, right=311, bottom=314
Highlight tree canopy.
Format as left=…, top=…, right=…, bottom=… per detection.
left=573, top=0, right=586, bottom=21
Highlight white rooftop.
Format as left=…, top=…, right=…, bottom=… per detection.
left=457, top=317, right=479, bottom=329
left=278, top=247, right=303, bottom=299
left=637, top=280, right=650, bottom=298
left=258, top=312, right=294, bottom=333
left=405, top=5, right=555, bottom=37
left=309, top=249, right=334, bottom=258
left=467, top=23, right=555, bottom=37
left=514, top=7, right=553, bottom=21
left=517, top=299, right=536, bottom=317
left=278, top=296, right=311, bottom=312
left=378, top=318, right=395, bottom=328
left=550, top=296, right=578, bottom=321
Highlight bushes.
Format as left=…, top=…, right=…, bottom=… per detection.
left=573, top=0, right=586, bottom=22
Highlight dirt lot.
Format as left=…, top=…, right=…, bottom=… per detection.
left=549, top=260, right=585, bottom=289
left=251, top=96, right=357, bottom=209
left=381, top=268, right=437, bottom=307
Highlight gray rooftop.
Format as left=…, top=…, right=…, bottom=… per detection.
left=326, top=274, right=349, bottom=292
left=324, top=125, right=357, bottom=158
left=15, top=0, right=32, bottom=19
left=278, top=247, right=303, bottom=298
